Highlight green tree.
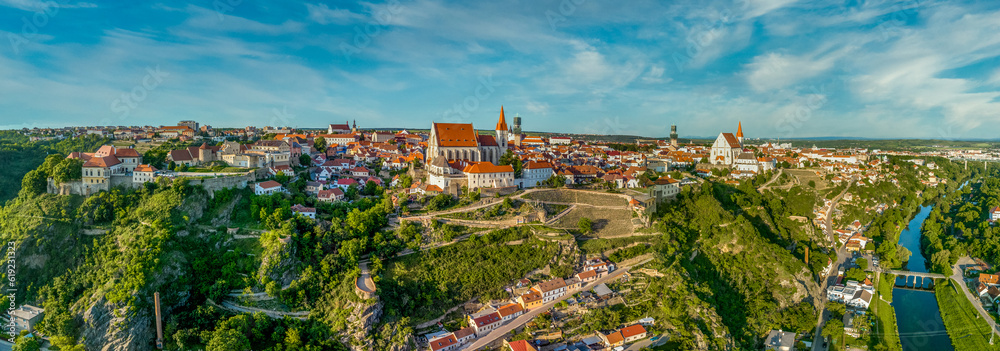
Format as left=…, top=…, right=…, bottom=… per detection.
left=299, top=154, right=311, bottom=166
left=206, top=328, right=251, bottom=351
left=808, top=180, right=816, bottom=188
left=822, top=319, right=845, bottom=351
left=855, top=257, right=868, bottom=271
left=19, top=169, right=47, bottom=197
left=578, top=217, right=593, bottom=233
left=313, top=136, right=327, bottom=152
left=52, top=158, right=83, bottom=184
left=499, top=150, right=523, bottom=178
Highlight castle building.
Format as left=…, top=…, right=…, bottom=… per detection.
left=427, top=107, right=514, bottom=193
left=710, top=122, right=744, bottom=166
left=426, top=106, right=508, bottom=165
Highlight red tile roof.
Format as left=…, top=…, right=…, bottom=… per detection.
left=134, top=164, right=157, bottom=172
left=429, top=334, right=457, bottom=351
left=604, top=331, right=624, bottom=345
left=506, top=340, right=537, bottom=351
left=463, top=162, right=514, bottom=174
left=721, top=133, right=740, bottom=147
left=318, top=188, right=344, bottom=198
left=257, top=180, right=282, bottom=189
left=497, top=303, right=523, bottom=318
left=524, top=161, right=553, bottom=169
left=620, top=324, right=647, bottom=338
left=496, top=106, right=508, bottom=130
left=433, top=123, right=479, bottom=147
left=169, top=149, right=193, bottom=161
left=477, top=134, right=499, bottom=147
left=114, top=148, right=140, bottom=157
left=83, top=155, right=121, bottom=168
left=472, top=312, right=502, bottom=327
left=453, top=327, right=475, bottom=340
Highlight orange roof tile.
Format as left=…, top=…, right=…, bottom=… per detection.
left=496, top=106, right=508, bottom=131
left=83, top=155, right=121, bottom=168
left=620, top=324, right=647, bottom=338
left=433, top=123, right=479, bottom=147
left=134, top=164, right=157, bottom=172
left=463, top=161, right=514, bottom=174
left=605, top=331, right=624, bottom=345
left=497, top=303, right=523, bottom=318
left=506, top=340, right=537, bottom=351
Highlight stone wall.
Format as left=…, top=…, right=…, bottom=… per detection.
left=182, top=172, right=257, bottom=196
left=48, top=169, right=267, bottom=197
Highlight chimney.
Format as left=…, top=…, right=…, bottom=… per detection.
left=154, top=292, right=164, bottom=349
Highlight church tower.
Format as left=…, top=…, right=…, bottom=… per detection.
left=736, top=121, right=744, bottom=145
left=496, top=106, right=509, bottom=149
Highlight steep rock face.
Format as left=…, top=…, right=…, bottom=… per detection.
left=81, top=296, right=152, bottom=351
left=257, top=239, right=300, bottom=287
left=79, top=249, right=191, bottom=351
left=344, top=297, right=383, bottom=350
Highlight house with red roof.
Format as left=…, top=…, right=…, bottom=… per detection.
left=469, top=312, right=502, bottom=336
left=133, top=164, right=158, bottom=184
left=290, top=204, right=316, bottom=219
left=350, top=166, right=370, bottom=177
left=428, top=333, right=458, bottom=351
left=502, top=339, right=538, bottom=351
left=334, top=178, right=360, bottom=190
left=464, top=162, right=515, bottom=190
left=317, top=188, right=345, bottom=202
left=255, top=180, right=284, bottom=196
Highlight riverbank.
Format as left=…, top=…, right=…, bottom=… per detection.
left=892, top=204, right=953, bottom=350
left=935, top=278, right=999, bottom=350
left=873, top=273, right=902, bottom=350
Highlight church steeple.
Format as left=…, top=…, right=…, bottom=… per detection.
left=736, top=121, right=744, bottom=144
left=496, top=106, right=508, bottom=149
left=496, top=106, right=508, bottom=131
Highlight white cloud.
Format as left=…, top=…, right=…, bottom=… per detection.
left=180, top=6, right=304, bottom=35
left=305, top=3, right=365, bottom=25
left=525, top=101, right=549, bottom=116
left=0, top=0, right=95, bottom=11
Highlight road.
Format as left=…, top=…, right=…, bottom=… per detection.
left=759, top=168, right=785, bottom=190
left=949, top=256, right=999, bottom=337
left=357, top=261, right=376, bottom=294
left=812, top=177, right=855, bottom=351
left=458, top=258, right=653, bottom=350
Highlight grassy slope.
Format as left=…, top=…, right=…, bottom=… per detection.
left=935, top=279, right=1000, bottom=351
left=872, top=273, right=902, bottom=350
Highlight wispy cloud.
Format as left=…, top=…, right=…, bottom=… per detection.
left=0, top=0, right=999, bottom=139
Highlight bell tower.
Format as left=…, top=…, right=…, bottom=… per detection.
left=496, top=106, right=509, bottom=149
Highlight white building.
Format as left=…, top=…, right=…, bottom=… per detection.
left=519, top=161, right=553, bottom=188
left=132, top=164, right=158, bottom=184
left=291, top=204, right=316, bottom=219
left=709, top=123, right=744, bottom=166
left=533, top=278, right=568, bottom=303
left=464, top=162, right=515, bottom=190
left=255, top=180, right=283, bottom=195
left=651, top=177, right=680, bottom=201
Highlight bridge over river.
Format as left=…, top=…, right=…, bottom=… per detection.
left=888, top=270, right=946, bottom=290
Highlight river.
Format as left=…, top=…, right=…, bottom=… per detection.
left=893, top=205, right=953, bottom=351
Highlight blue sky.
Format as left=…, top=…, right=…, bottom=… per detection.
left=1, top=0, right=999, bottom=139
